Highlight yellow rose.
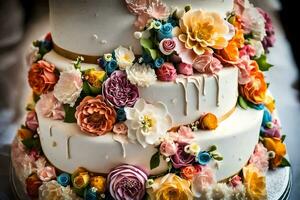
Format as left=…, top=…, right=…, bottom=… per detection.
left=264, top=95, right=276, bottom=113
left=85, top=69, right=106, bottom=88
left=243, top=165, right=267, bottom=200
left=147, top=174, right=193, bottom=200
left=90, top=176, right=106, bottom=193
left=263, top=137, right=286, bottom=168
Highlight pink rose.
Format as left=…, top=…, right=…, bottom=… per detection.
left=192, top=166, right=216, bottom=195
left=236, top=56, right=259, bottom=85
left=249, top=143, right=269, bottom=173
left=178, top=63, right=193, bottom=76
left=113, top=122, right=128, bottom=136
left=177, top=126, right=195, bottom=142
left=37, top=166, right=56, bottom=182
left=36, top=92, right=65, bottom=120
left=25, top=111, right=39, bottom=131
left=159, top=38, right=176, bottom=55
left=160, top=140, right=177, bottom=157
left=229, top=175, right=243, bottom=187
left=193, top=54, right=223, bottom=75
left=239, top=45, right=256, bottom=58
left=156, top=62, right=177, bottom=81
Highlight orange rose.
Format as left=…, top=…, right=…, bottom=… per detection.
left=263, top=137, right=286, bottom=168
left=75, top=95, right=117, bottom=136
left=239, top=70, right=267, bottom=104
left=199, top=113, right=218, bottom=130
left=28, top=60, right=58, bottom=94
left=180, top=165, right=201, bottom=180
left=18, top=128, right=34, bottom=140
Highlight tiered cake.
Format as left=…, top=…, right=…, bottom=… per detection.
left=11, top=0, right=289, bottom=199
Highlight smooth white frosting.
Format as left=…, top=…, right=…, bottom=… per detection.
left=37, top=106, right=263, bottom=181
left=49, top=0, right=234, bottom=56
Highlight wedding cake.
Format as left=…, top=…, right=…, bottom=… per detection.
left=11, top=0, right=289, bottom=199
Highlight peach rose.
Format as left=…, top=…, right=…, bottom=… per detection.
left=180, top=165, right=201, bottom=180
left=263, top=137, right=286, bottom=168
left=75, top=95, right=117, bottom=136
left=28, top=60, right=58, bottom=94
left=239, top=69, right=267, bottom=104
left=38, top=166, right=56, bottom=182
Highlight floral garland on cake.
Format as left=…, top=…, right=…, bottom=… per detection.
left=13, top=0, right=290, bottom=199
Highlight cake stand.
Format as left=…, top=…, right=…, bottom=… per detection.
left=10, top=159, right=292, bottom=200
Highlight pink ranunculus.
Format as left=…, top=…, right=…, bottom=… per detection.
left=36, top=92, right=65, bottom=120
left=239, top=44, right=256, bottom=58
left=193, top=53, right=223, bottom=75
left=229, top=175, right=243, bottom=187
left=159, top=38, right=176, bottom=55
left=107, top=165, right=148, bottom=200
left=178, top=63, right=193, bottom=76
left=160, top=140, right=177, bottom=157
left=236, top=56, right=259, bottom=85
left=249, top=143, right=269, bottom=173
left=170, top=142, right=195, bottom=169
left=113, top=122, right=128, bottom=136
left=156, top=62, right=177, bottom=81
left=103, top=70, right=139, bottom=108
left=37, top=166, right=56, bottom=182
left=25, top=111, right=39, bottom=131
left=192, top=166, right=216, bottom=195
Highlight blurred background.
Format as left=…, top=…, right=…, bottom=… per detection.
left=0, top=0, right=299, bottom=199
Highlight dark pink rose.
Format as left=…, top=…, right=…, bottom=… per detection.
left=156, top=62, right=177, bottom=81
left=171, top=142, right=195, bottom=169
left=25, top=111, right=39, bottom=131
left=178, top=63, right=193, bottom=76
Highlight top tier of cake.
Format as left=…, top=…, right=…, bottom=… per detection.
left=49, top=0, right=234, bottom=56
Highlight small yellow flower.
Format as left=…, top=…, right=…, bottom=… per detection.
left=243, top=165, right=267, bottom=200
left=72, top=168, right=90, bottom=189
left=264, top=95, right=276, bottom=113
left=186, top=143, right=201, bottom=155
left=85, top=69, right=106, bottom=88
left=263, top=137, right=286, bottom=168
left=90, top=176, right=106, bottom=193
left=147, top=174, right=193, bottom=200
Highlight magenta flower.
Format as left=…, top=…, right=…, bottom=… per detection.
left=171, top=142, right=195, bottom=169
left=156, top=62, right=177, bottom=81
left=103, top=71, right=139, bottom=108
left=258, top=8, right=275, bottom=52
left=107, top=164, right=148, bottom=200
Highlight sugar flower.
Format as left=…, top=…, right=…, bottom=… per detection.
left=39, top=180, right=79, bottom=200
left=258, top=8, right=276, bottom=52
left=170, top=142, right=195, bottom=168
left=193, top=54, right=223, bottom=75
left=263, top=137, right=286, bottom=168
left=90, top=176, right=106, bottom=193
left=75, top=95, right=117, bottom=136
left=57, top=173, right=70, bottom=187
left=26, top=173, right=43, bottom=198
left=159, top=38, right=176, bottom=55
left=28, top=60, right=58, bottom=95
left=191, top=166, right=216, bottom=197
left=103, top=70, right=139, bottom=108
left=249, top=143, right=269, bottom=173
left=147, top=0, right=169, bottom=20
left=167, top=126, right=195, bottom=143
left=25, top=111, right=39, bottom=132
left=53, top=69, right=83, bottom=107
left=37, top=166, right=56, bottom=182
left=113, top=122, right=128, bottom=136
left=158, top=23, right=173, bottom=41
left=199, top=113, right=219, bottom=130
left=178, top=63, right=193, bottom=76
left=243, top=164, right=267, bottom=200
left=126, top=63, right=157, bottom=87
left=147, top=174, right=193, bottom=200
left=236, top=56, right=259, bottom=85
left=174, top=10, right=234, bottom=56
left=180, top=165, right=201, bottom=180
left=156, top=62, right=177, bottom=81
left=159, top=140, right=177, bottom=157
left=84, top=69, right=106, bottom=88
left=124, top=98, right=172, bottom=148
left=36, top=92, right=65, bottom=120
left=107, top=164, right=148, bottom=200
left=249, top=39, right=265, bottom=58
left=114, top=46, right=135, bottom=70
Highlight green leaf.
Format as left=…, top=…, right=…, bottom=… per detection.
left=150, top=151, right=160, bottom=170
left=208, top=145, right=217, bottom=153
left=255, top=54, right=273, bottom=71
left=63, top=104, right=77, bottom=123
left=22, top=138, right=40, bottom=150
left=33, top=92, right=40, bottom=103
left=213, top=156, right=223, bottom=161
left=279, top=157, right=291, bottom=167
left=140, top=38, right=159, bottom=60
left=281, top=135, right=287, bottom=143
left=238, top=96, right=248, bottom=110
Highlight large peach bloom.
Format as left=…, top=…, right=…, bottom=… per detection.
left=28, top=60, right=58, bottom=94
left=243, top=164, right=267, bottom=200
left=174, top=10, right=233, bottom=55
left=263, top=137, right=286, bottom=168
left=239, top=69, right=267, bottom=104
left=75, top=95, right=117, bottom=136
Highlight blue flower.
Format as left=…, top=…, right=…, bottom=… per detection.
left=154, top=57, right=164, bottom=69
left=105, top=60, right=118, bottom=76
left=158, top=23, right=173, bottom=41
left=84, top=187, right=98, bottom=200
left=57, top=173, right=71, bottom=187
left=117, top=108, right=127, bottom=122
left=262, top=108, right=272, bottom=127
left=197, top=152, right=211, bottom=166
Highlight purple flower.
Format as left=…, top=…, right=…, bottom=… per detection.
left=103, top=71, right=139, bottom=108
left=261, top=119, right=281, bottom=138
left=258, top=8, right=275, bottom=52
left=171, top=142, right=195, bottom=169
left=25, top=111, right=39, bottom=131
left=107, top=164, right=148, bottom=200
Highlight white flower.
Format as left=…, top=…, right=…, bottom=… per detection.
left=124, top=98, right=172, bottom=148
left=39, top=180, right=81, bottom=200
left=249, top=39, right=265, bottom=58
left=126, top=63, right=157, bottom=87
left=242, top=0, right=266, bottom=41
left=114, top=46, right=135, bottom=70
left=53, top=69, right=83, bottom=107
